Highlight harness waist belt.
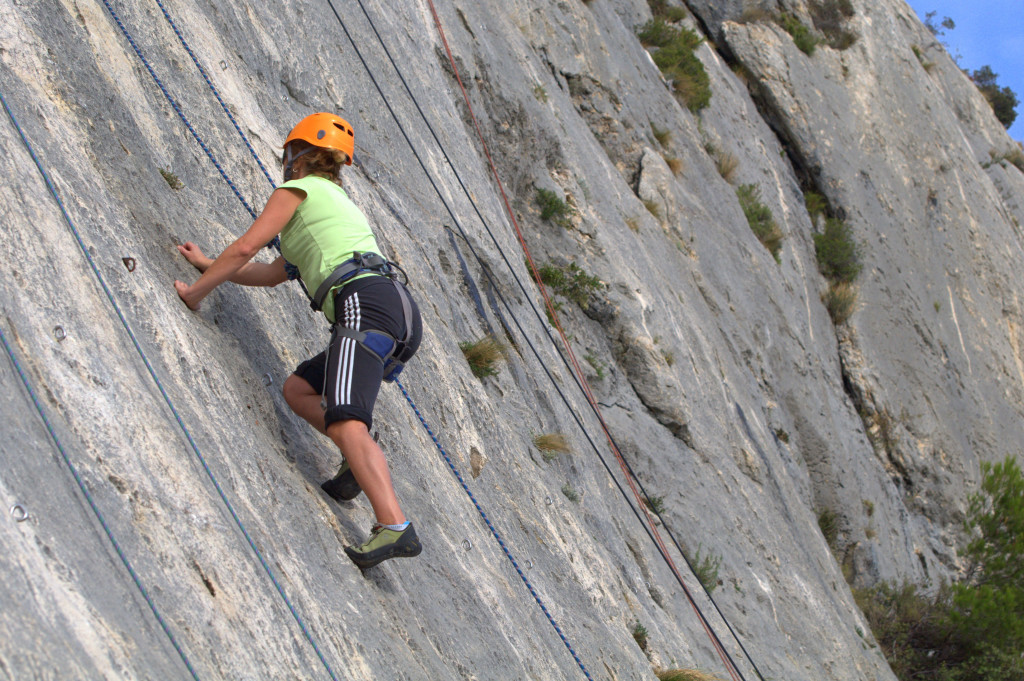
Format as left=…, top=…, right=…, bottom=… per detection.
left=311, top=252, right=390, bottom=312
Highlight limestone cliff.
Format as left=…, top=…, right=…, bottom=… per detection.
left=1, top=0, right=1021, bottom=679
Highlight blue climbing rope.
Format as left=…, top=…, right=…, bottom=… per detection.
left=0, top=323, right=200, bottom=680
left=395, top=379, right=594, bottom=680
left=152, top=0, right=277, bottom=190
left=98, top=0, right=258, bottom=221
left=0, top=80, right=339, bottom=681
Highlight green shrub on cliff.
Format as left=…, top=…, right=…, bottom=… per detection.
left=537, top=261, right=602, bottom=307
left=814, top=217, right=861, bottom=325
left=854, top=457, right=1024, bottom=681
left=778, top=13, right=820, bottom=55
left=969, top=66, right=1019, bottom=130
left=637, top=19, right=711, bottom=111
left=813, top=217, right=861, bottom=283
left=736, top=184, right=783, bottom=262
left=951, top=457, right=1024, bottom=671
left=535, top=187, right=571, bottom=226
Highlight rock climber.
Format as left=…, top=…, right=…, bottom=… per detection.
left=173, top=112, right=423, bottom=569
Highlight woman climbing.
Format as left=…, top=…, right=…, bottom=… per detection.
left=173, top=112, right=423, bottom=569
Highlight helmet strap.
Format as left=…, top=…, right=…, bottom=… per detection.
left=283, top=144, right=317, bottom=182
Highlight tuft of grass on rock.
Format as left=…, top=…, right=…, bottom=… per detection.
left=822, top=281, right=857, bottom=325
left=459, top=336, right=504, bottom=378
left=651, top=122, right=672, bottom=147
left=584, top=352, right=607, bottom=379
left=736, top=184, right=783, bottom=262
left=644, top=495, right=666, bottom=515
left=809, top=0, right=857, bottom=50
left=1007, top=146, right=1024, bottom=172
left=643, top=198, right=662, bottom=219
left=688, top=545, right=722, bottom=593
left=534, top=433, right=571, bottom=461
left=714, top=149, right=739, bottom=183
left=535, top=187, right=572, bottom=226
left=561, top=483, right=580, bottom=503
left=803, top=190, right=828, bottom=222
left=656, top=670, right=727, bottom=681
left=647, top=0, right=688, bottom=22
left=632, top=621, right=649, bottom=651
left=160, top=168, right=184, bottom=190
left=818, top=508, right=840, bottom=550
left=911, top=45, right=934, bottom=71
left=987, top=146, right=1024, bottom=172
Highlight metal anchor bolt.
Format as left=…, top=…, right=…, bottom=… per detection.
left=10, top=504, right=28, bottom=522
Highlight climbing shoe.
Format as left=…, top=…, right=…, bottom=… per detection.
left=345, top=523, right=422, bottom=569
left=321, top=460, right=362, bottom=501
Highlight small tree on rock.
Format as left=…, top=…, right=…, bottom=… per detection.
left=951, top=456, right=1024, bottom=678
left=970, top=65, right=1019, bottom=129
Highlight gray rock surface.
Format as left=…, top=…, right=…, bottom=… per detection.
left=1, top=0, right=1021, bottom=680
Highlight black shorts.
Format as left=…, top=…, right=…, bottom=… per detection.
left=293, top=276, right=422, bottom=430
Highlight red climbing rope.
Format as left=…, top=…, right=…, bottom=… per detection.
left=424, top=3, right=743, bottom=679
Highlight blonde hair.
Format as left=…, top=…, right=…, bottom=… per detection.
left=285, top=142, right=349, bottom=185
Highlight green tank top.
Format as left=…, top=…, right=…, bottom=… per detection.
left=279, top=175, right=382, bottom=323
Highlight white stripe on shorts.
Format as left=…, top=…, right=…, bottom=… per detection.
left=333, top=293, right=362, bottom=406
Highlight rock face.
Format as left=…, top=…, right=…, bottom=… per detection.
left=1, top=1, right=1021, bottom=680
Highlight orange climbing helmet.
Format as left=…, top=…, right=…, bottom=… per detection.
left=282, top=113, right=354, bottom=180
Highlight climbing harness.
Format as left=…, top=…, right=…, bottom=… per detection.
left=310, top=251, right=398, bottom=310
left=2, top=38, right=339, bottom=679
left=314, top=252, right=415, bottom=383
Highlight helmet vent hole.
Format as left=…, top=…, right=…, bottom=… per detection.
left=317, top=130, right=326, bottom=139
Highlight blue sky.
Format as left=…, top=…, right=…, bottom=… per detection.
left=905, top=0, right=1024, bottom=141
